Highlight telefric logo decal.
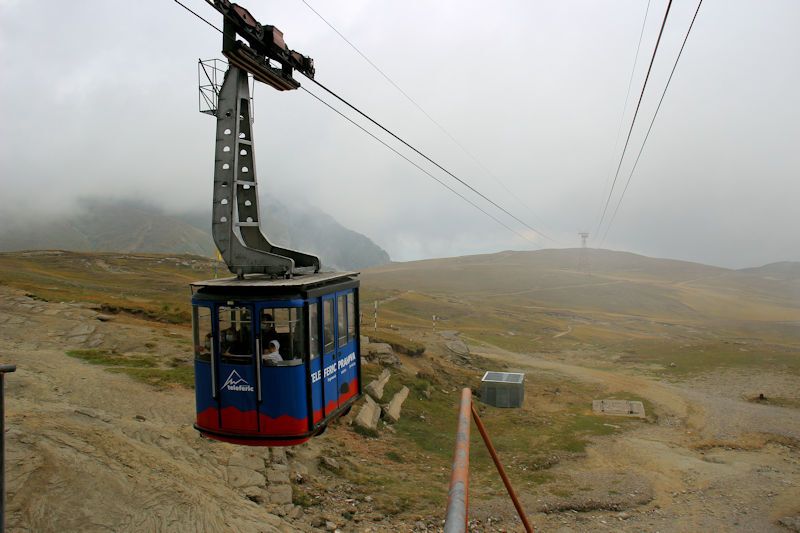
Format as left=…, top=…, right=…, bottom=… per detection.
left=221, top=370, right=255, bottom=392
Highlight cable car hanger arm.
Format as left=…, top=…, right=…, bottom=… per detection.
left=207, top=0, right=314, bottom=90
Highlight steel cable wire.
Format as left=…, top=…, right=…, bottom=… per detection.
left=300, top=0, right=563, bottom=242
left=595, top=0, right=674, bottom=239
left=601, top=0, right=704, bottom=246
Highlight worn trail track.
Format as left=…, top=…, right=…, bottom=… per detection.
left=474, top=345, right=800, bottom=532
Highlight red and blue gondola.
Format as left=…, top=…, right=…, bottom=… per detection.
left=191, top=272, right=361, bottom=446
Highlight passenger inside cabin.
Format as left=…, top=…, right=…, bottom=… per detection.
left=262, top=313, right=278, bottom=344
left=262, top=340, right=283, bottom=364
left=221, top=326, right=237, bottom=354
left=222, top=326, right=250, bottom=355
left=199, top=332, right=212, bottom=355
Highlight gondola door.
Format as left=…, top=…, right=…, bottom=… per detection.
left=216, top=304, right=259, bottom=432
left=335, top=291, right=358, bottom=405
left=321, top=295, right=339, bottom=416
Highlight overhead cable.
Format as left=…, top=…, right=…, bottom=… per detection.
left=595, top=0, right=674, bottom=239
left=601, top=0, right=704, bottom=246
left=174, top=0, right=222, bottom=33
left=172, top=0, right=548, bottom=244
left=302, top=74, right=556, bottom=242
left=300, top=87, right=538, bottom=245
left=596, top=0, right=652, bottom=226
left=300, top=0, right=561, bottom=242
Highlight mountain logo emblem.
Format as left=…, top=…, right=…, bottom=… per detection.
left=221, top=370, right=254, bottom=392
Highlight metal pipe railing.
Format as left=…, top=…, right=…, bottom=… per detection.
left=443, top=387, right=534, bottom=533
left=0, top=364, right=17, bottom=533
left=444, top=388, right=472, bottom=533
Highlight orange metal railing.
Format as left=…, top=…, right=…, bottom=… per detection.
left=443, top=388, right=534, bottom=533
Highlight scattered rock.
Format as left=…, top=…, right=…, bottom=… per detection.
left=244, top=486, right=268, bottom=504
left=320, top=456, right=341, bottom=472
left=226, top=466, right=266, bottom=489
left=290, top=460, right=309, bottom=479
left=268, top=484, right=293, bottom=505
left=271, top=447, right=288, bottom=465
left=366, top=343, right=393, bottom=357
left=779, top=516, right=800, bottom=532
left=69, top=323, right=96, bottom=338
left=354, top=395, right=381, bottom=430
left=415, top=369, right=439, bottom=385
left=383, top=386, right=410, bottom=423
left=379, top=353, right=401, bottom=367
left=86, top=336, right=104, bottom=348
left=134, top=415, right=146, bottom=422
left=445, top=340, right=470, bottom=356
left=95, top=314, right=114, bottom=322
left=74, top=408, right=111, bottom=423
left=279, top=504, right=302, bottom=520
left=267, top=468, right=291, bottom=485
left=228, top=452, right=266, bottom=472
left=365, top=369, right=391, bottom=401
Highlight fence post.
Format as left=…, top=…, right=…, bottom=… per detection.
left=0, top=364, right=16, bottom=533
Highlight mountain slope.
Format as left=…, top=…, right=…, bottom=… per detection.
left=0, top=198, right=390, bottom=271
left=362, top=248, right=800, bottom=325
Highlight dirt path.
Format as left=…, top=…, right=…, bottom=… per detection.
left=552, top=326, right=572, bottom=339
left=474, top=345, right=694, bottom=424
left=471, top=343, right=800, bottom=532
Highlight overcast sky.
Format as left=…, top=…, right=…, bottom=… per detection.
left=1, top=0, right=798, bottom=268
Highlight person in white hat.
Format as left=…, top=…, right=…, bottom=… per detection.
left=262, top=339, right=283, bottom=364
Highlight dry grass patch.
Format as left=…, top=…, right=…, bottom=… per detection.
left=693, top=432, right=800, bottom=451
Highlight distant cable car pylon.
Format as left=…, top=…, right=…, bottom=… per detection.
left=578, top=232, right=590, bottom=275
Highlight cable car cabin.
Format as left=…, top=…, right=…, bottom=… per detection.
left=191, top=272, right=361, bottom=446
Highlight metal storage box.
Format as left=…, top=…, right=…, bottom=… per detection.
left=480, top=371, right=525, bottom=408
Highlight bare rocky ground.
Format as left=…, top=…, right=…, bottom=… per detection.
left=1, top=285, right=800, bottom=532
left=473, top=346, right=800, bottom=532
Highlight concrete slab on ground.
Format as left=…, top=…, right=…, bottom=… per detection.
left=592, top=399, right=646, bottom=418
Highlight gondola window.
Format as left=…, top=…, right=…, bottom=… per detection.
left=193, top=306, right=212, bottom=361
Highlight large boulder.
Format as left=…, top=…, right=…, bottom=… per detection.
left=226, top=465, right=266, bottom=489
left=445, top=339, right=470, bottom=356
left=354, top=395, right=381, bottom=430
left=383, top=386, right=410, bottom=423
left=365, top=369, right=391, bottom=401
left=366, top=342, right=393, bottom=356
left=268, top=484, right=293, bottom=505
left=228, top=451, right=266, bottom=472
